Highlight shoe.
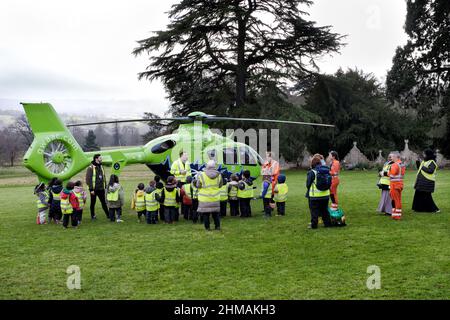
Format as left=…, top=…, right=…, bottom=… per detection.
left=433, top=210, right=441, bottom=213
left=91, top=216, right=97, bottom=221
left=116, top=219, right=124, bottom=223
left=205, top=228, right=212, bottom=232
left=215, top=227, right=221, bottom=231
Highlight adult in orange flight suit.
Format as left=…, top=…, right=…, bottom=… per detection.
left=388, top=152, right=406, bottom=220
left=262, top=151, right=280, bottom=193
left=328, top=151, right=340, bottom=210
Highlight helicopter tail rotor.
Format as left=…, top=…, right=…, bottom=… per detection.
left=21, top=103, right=91, bottom=182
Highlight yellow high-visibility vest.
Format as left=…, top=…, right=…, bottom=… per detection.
left=309, top=170, right=330, bottom=198
left=417, top=160, right=437, bottom=182
left=228, top=184, right=238, bottom=198
left=145, top=190, right=159, bottom=212
left=219, top=183, right=228, bottom=201
left=170, top=159, right=191, bottom=183
left=198, top=172, right=221, bottom=203
left=237, top=180, right=253, bottom=199
left=163, top=188, right=179, bottom=207
left=261, top=182, right=272, bottom=199
left=274, top=183, right=288, bottom=202
left=36, top=191, right=49, bottom=210
left=107, top=188, right=119, bottom=202
left=183, top=183, right=192, bottom=199
left=91, top=165, right=106, bottom=189
left=191, top=183, right=198, bottom=200
left=73, top=191, right=85, bottom=210
left=134, top=192, right=146, bottom=212
left=60, top=194, right=73, bottom=214
left=51, top=191, right=61, bottom=201
left=379, top=162, right=392, bottom=186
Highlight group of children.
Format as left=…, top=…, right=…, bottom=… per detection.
left=34, top=178, right=87, bottom=228
left=34, top=169, right=290, bottom=228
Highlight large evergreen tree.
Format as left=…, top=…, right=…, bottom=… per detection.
left=386, top=0, right=450, bottom=155
left=133, top=0, right=343, bottom=114
left=83, top=130, right=100, bottom=152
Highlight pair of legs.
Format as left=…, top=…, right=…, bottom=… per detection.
left=330, top=178, right=339, bottom=209
left=63, top=213, right=78, bottom=228
left=164, top=206, right=177, bottom=223
left=276, top=202, right=285, bottom=215
left=202, top=212, right=221, bottom=230
left=390, top=186, right=403, bottom=220
left=220, top=201, right=227, bottom=217
left=73, top=209, right=83, bottom=225
left=229, top=200, right=239, bottom=216
left=182, top=204, right=193, bottom=220
left=108, top=207, right=122, bottom=222
left=263, top=198, right=273, bottom=217
left=146, top=210, right=158, bottom=224
left=90, top=190, right=109, bottom=219
left=239, top=198, right=252, bottom=217
left=309, top=198, right=331, bottom=229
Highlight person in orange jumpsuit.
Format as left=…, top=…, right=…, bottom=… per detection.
left=328, top=151, right=340, bottom=210
left=262, top=151, right=280, bottom=193
left=388, top=152, right=406, bottom=220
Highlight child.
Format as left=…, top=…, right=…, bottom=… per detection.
left=106, top=174, right=125, bottom=223
left=237, top=170, right=254, bottom=218
left=48, top=179, right=63, bottom=224
left=273, top=174, right=288, bottom=216
left=34, top=182, right=49, bottom=225
left=154, top=175, right=164, bottom=222
left=60, top=181, right=79, bottom=228
left=180, top=176, right=193, bottom=220
left=132, top=183, right=146, bottom=223
left=144, top=181, right=160, bottom=224
left=228, top=174, right=240, bottom=217
left=159, top=176, right=181, bottom=224
left=260, top=170, right=273, bottom=218
left=219, top=174, right=228, bottom=217
left=73, top=181, right=87, bottom=225
left=191, top=176, right=199, bottom=223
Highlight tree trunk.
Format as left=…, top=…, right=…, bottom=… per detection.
left=235, top=9, right=247, bottom=108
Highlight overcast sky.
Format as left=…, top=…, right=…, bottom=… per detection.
left=0, top=0, right=408, bottom=116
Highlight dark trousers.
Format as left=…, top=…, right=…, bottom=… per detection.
left=62, top=213, right=77, bottom=228
left=309, top=198, right=331, bottom=229
left=182, top=204, right=193, bottom=220
left=276, top=202, right=286, bottom=215
left=159, top=206, right=164, bottom=222
left=49, top=205, right=62, bottom=221
left=229, top=199, right=239, bottom=216
left=239, top=198, right=251, bottom=217
left=203, top=212, right=221, bottom=230
left=164, top=206, right=177, bottom=223
left=192, top=199, right=199, bottom=223
left=146, top=210, right=158, bottom=224
left=137, top=210, right=146, bottom=221
left=90, top=189, right=109, bottom=218
left=109, top=207, right=122, bottom=222
left=73, top=209, right=83, bottom=224
left=220, top=201, right=227, bottom=217
left=263, top=198, right=273, bottom=217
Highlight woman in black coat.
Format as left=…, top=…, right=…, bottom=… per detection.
left=412, top=149, right=440, bottom=213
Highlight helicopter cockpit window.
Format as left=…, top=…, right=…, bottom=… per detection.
left=151, top=140, right=176, bottom=154
left=240, top=146, right=257, bottom=166
left=223, top=147, right=238, bottom=165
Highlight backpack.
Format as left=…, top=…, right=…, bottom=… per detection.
left=314, top=165, right=332, bottom=191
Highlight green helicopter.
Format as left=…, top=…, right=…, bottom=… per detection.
left=21, top=102, right=334, bottom=182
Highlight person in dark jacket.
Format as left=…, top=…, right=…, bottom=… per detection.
left=412, top=149, right=440, bottom=213
left=306, top=154, right=332, bottom=229
left=85, top=154, right=109, bottom=220
left=48, top=178, right=63, bottom=224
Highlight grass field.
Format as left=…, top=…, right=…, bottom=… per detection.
left=0, top=165, right=449, bottom=299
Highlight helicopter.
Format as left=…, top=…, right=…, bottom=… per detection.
left=21, top=102, right=334, bottom=182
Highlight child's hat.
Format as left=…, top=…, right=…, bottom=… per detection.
left=34, top=182, right=45, bottom=194
left=277, top=174, right=286, bottom=183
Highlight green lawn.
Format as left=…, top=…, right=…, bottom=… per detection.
left=0, top=165, right=449, bottom=299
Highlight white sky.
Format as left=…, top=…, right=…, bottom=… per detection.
left=0, top=0, right=407, bottom=116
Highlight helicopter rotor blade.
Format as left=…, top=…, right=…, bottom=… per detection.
left=66, top=117, right=190, bottom=127
left=205, top=117, right=335, bottom=128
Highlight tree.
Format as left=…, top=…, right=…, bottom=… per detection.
left=83, top=130, right=100, bottom=152
left=142, top=112, right=168, bottom=143
left=386, top=0, right=450, bottom=155
left=133, top=0, right=343, bottom=113
left=94, top=125, right=113, bottom=147
left=303, top=69, right=427, bottom=159
left=11, top=114, right=33, bottom=148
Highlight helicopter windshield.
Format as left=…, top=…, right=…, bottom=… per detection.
left=151, top=140, right=176, bottom=154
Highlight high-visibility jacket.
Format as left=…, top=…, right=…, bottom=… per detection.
left=60, top=193, right=74, bottom=214
left=155, top=187, right=163, bottom=209
left=274, top=183, right=288, bottom=202
left=389, top=160, right=406, bottom=185
left=417, top=160, right=437, bottom=181
left=51, top=191, right=61, bottom=202
left=170, top=159, right=191, bottom=183
left=134, top=191, right=146, bottom=212
left=145, top=190, right=159, bottom=212
left=36, top=191, right=49, bottom=210
left=198, top=172, right=221, bottom=203
left=309, top=169, right=331, bottom=198
left=183, top=183, right=193, bottom=200
left=219, top=183, right=228, bottom=201
left=90, top=164, right=106, bottom=190
left=163, top=188, right=179, bottom=207
left=73, top=191, right=85, bottom=210
left=228, top=184, right=238, bottom=199
left=379, top=162, right=392, bottom=186
left=106, top=188, right=119, bottom=202
left=191, top=183, right=198, bottom=200
left=261, top=182, right=273, bottom=199
left=330, top=160, right=340, bottom=179
left=237, top=180, right=253, bottom=199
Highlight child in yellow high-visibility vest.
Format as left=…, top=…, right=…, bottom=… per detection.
left=34, top=182, right=49, bottom=225
left=73, top=180, right=87, bottom=225
left=228, top=174, right=240, bottom=216
left=260, top=171, right=273, bottom=218
left=273, top=174, right=288, bottom=216
left=132, top=183, right=147, bottom=223
left=144, top=180, right=160, bottom=224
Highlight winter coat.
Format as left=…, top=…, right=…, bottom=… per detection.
left=196, top=168, right=223, bottom=213
left=48, top=184, right=63, bottom=210
left=85, top=161, right=107, bottom=191
left=106, top=183, right=125, bottom=209
left=158, top=185, right=181, bottom=207
left=414, top=160, right=437, bottom=193
left=61, top=189, right=80, bottom=211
